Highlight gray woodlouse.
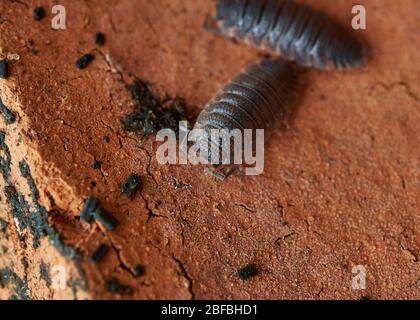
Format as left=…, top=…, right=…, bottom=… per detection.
left=206, top=0, right=367, bottom=70
left=193, top=59, right=296, bottom=167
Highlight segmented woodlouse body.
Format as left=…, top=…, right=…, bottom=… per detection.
left=194, top=59, right=296, bottom=164
left=207, top=0, right=367, bottom=70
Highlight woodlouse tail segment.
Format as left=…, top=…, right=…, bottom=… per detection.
left=325, top=31, right=369, bottom=70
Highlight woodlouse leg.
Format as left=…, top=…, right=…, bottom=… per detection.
left=204, top=15, right=223, bottom=36
left=204, top=165, right=236, bottom=181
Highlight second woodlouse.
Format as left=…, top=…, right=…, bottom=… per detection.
left=206, top=0, right=367, bottom=70
left=193, top=59, right=296, bottom=167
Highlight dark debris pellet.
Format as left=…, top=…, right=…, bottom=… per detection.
left=33, top=7, right=45, bottom=21
left=237, top=263, right=258, bottom=280
left=105, top=278, right=133, bottom=295
left=94, top=32, right=106, bottom=46
left=120, top=174, right=141, bottom=199
left=93, top=207, right=119, bottom=231
left=89, top=244, right=109, bottom=264
left=80, top=197, right=99, bottom=223
left=0, top=60, right=8, bottom=79
left=92, top=160, right=102, bottom=170
left=75, top=54, right=94, bottom=70
left=134, top=265, right=145, bottom=277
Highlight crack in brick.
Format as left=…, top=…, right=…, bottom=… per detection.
left=8, top=0, right=28, bottom=8
left=108, top=237, right=137, bottom=278
left=145, top=240, right=194, bottom=299
left=94, top=48, right=128, bottom=86
left=369, top=80, right=420, bottom=103
left=274, top=231, right=296, bottom=245
left=235, top=203, right=256, bottom=213
left=137, top=143, right=159, bottom=189
left=172, top=254, right=195, bottom=300
left=176, top=209, right=192, bottom=246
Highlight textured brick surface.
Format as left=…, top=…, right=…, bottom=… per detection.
left=0, top=0, right=418, bottom=299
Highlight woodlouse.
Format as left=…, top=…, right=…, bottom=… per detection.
left=193, top=59, right=296, bottom=166
left=206, top=0, right=367, bottom=69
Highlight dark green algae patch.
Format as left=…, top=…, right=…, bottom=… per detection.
left=121, top=79, right=189, bottom=136
left=0, top=268, right=30, bottom=300
left=0, top=135, right=85, bottom=299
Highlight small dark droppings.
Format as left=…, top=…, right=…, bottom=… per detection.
left=75, top=54, right=94, bottom=70
left=89, top=244, right=109, bottom=264
left=93, top=207, right=119, bottom=231
left=33, top=7, right=46, bottom=21
left=120, top=174, right=141, bottom=199
left=80, top=197, right=99, bottom=223
left=0, top=60, right=8, bottom=79
left=134, top=265, right=145, bottom=277
left=237, top=263, right=258, bottom=280
left=92, top=160, right=102, bottom=170
left=94, top=32, right=106, bottom=46
left=105, top=278, right=133, bottom=295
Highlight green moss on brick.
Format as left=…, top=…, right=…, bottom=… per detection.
left=121, top=79, right=189, bottom=136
